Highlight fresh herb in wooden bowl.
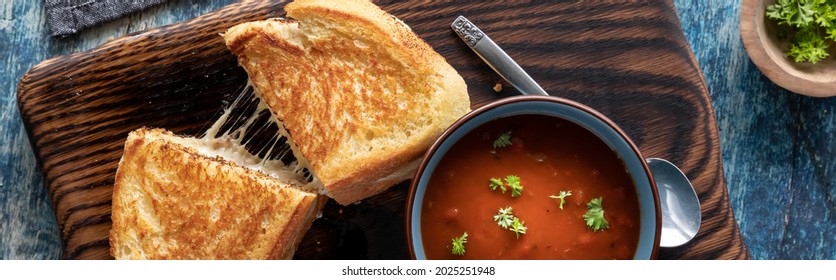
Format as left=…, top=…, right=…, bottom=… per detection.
left=741, top=0, right=836, bottom=97
left=765, top=0, right=836, bottom=63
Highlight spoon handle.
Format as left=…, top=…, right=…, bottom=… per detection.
left=451, top=16, right=548, bottom=96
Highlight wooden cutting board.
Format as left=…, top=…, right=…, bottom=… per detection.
left=17, top=0, right=749, bottom=259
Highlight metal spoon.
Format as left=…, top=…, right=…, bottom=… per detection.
left=451, top=16, right=548, bottom=96
left=452, top=16, right=701, bottom=247
left=646, top=158, right=701, bottom=247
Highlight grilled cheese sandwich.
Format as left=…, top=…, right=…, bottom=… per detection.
left=110, top=127, right=324, bottom=259
left=110, top=0, right=471, bottom=259
left=223, top=0, right=471, bottom=204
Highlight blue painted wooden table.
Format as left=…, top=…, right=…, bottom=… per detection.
left=1, top=0, right=833, bottom=259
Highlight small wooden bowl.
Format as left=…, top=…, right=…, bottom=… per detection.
left=741, top=0, right=836, bottom=97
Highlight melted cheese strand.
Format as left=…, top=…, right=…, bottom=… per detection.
left=191, top=81, right=325, bottom=194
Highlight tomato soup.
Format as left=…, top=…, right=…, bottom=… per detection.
left=420, top=114, right=641, bottom=259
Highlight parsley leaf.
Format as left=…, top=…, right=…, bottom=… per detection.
left=815, top=1, right=836, bottom=28
left=549, top=190, right=572, bottom=209
left=766, top=0, right=836, bottom=63
left=510, top=217, right=527, bottom=239
left=788, top=26, right=830, bottom=63
left=793, top=0, right=816, bottom=27
left=583, top=197, right=610, bottom=232
left=766, top=0, right=792, bottom=24
left=488, top=175, right=523, bottom=197
left=451, top=232, right=468, bottom=256
left=494, top=207, right=515, bottom=229
left=493, top=130, right=513, bottom=149
left=505, top=175, right=523, bottom=197
left=489, top=178, right=506, bottom=193
left=494, top=207, right=527, bottom=239
left=827, top=25, right=836, bottom=41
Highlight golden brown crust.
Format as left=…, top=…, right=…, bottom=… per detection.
left=268, top=195, right=327, bottom=258
left=223, top=0, right=470, bottom=204
left=109, top=128, right=321, bottom=259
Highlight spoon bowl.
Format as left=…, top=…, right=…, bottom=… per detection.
left=647, top=158, right=701, bottom=247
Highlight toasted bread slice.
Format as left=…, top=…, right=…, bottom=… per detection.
left=109, top=128, right=323, bottom=259
left=223, top=0, right=471, bottom=204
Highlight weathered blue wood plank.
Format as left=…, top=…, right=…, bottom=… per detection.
left=2, top=0, right=62, bottom=260
left=783, top=97, right=836, bottom=259
left=674, top=0, right=836, bottom=259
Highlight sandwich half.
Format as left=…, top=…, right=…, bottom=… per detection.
left=110, top=128, right=323, bottom=259
left=223, top=0, right=471, bottom=204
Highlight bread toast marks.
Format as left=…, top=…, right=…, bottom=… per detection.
left=110, top=128, right=322, bottom=259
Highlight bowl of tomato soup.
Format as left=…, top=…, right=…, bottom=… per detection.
left=406, top=96, right=661, bottom=259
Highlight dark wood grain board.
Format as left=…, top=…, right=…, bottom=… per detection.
left=17, top=0, right=749, bottom=259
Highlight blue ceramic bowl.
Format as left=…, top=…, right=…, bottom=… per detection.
left=406, top=95, right=661, bottom=259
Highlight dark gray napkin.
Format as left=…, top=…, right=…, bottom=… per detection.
left=45, top=0, right=167, bottom=37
